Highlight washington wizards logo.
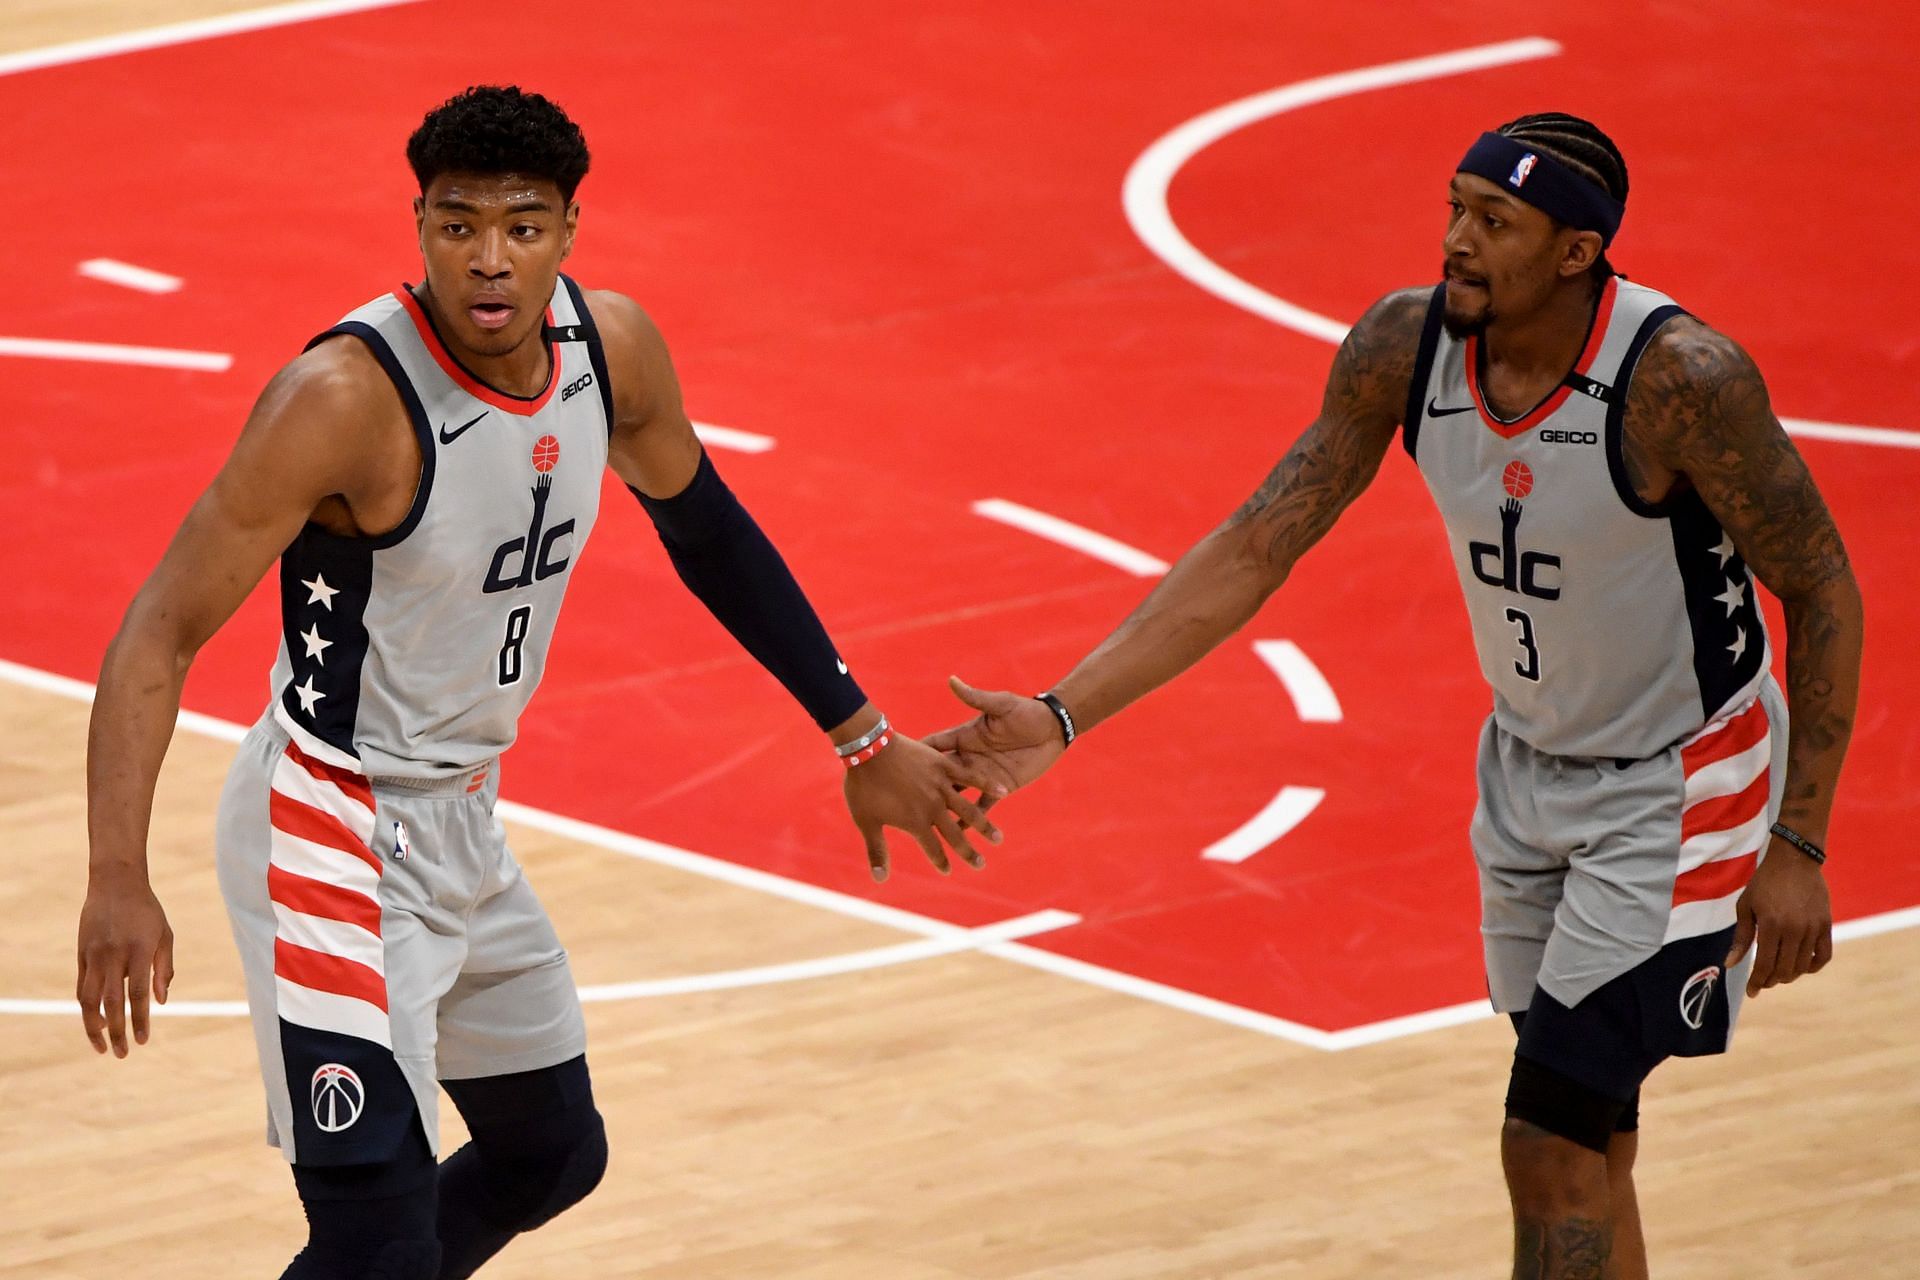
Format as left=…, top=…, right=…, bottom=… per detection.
left=310, top=1063, right=365, bottom=1132
left=484, top=435, right=574, bottom=593
left=1510, top=153, right=1538, bottom=188
left=1679, top=965, right=1721, bottom=1031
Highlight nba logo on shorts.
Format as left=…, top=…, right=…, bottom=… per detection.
left=311, top=1063, right=366, bottom=1132
left=1510, top=153, right=1538, bottom=188
left=1679, top=966, right=1721, bottom=1030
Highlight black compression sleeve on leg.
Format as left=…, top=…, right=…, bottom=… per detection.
left=632, top=451, right=867, bottom=730
left=1506, top=1053, right=1627, bottom=1155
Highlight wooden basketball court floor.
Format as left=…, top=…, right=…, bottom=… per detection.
left=4, top=2, right=1918, bottom=1277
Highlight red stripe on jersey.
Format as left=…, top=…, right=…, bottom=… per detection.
left=273, top=937, right=389, bottom=1010
left=269, top=788, right=383, bottom=874
left=1465, top=276, right=1619, bottom=439
left=283, top=739, right=375, bottom=813
left=1682, top=698, right=1771, bottom=776
left=268, top=863, right=383, bottom=935
left=1681, top=770, right=1771, bottom=842
left=1672, top=850, right=1760, bottom=905
left=392, top=286, right=561, bottom=416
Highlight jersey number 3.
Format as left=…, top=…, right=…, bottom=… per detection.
left=1504, top=607, right=1541, bottom=683
left=499, top=605, right=532, bottom=686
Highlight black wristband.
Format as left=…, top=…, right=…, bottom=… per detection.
left=1035, top=692, right=1076, bottom=748
left=1768, top=821, right=1827, bottom=866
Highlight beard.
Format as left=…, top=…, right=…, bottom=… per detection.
left=1440, top=266, right=1492, bottom=339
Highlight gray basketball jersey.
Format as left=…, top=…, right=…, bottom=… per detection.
left=1403, top=276, right=1770, bottom=760
left=267, top=276, right=611, bottom=778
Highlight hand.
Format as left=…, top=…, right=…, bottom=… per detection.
left=1725, top=839, right=1833, bottom=997
left=76, top=875, right=175, bottom=1057
left=921, top=676, right=1068, bottom=812
left=844, top=731, right=1006, bottom=882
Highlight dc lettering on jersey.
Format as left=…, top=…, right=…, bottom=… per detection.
left=485, top=439, right=575, bottom=594
left=1470, top=499, right=1563, bottom=601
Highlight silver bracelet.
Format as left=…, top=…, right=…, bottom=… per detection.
left=835, top=714, right=891, bottom=757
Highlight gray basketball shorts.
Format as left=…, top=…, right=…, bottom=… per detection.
left=1472, top=677, right=1788, bottom=1039
left=214, top=710, right=586, bottom=1166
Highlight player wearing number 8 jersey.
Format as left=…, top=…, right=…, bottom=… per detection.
left=928, top=112, right=1862, bottom=1279
left=75, top=86, right=1004, bottom=1279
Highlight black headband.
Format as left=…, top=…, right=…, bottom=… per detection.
left=1458, top=132, right=1625, bottom=247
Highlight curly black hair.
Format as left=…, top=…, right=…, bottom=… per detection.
left=406, top=85, right=591, bottom=202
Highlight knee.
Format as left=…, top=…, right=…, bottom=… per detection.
left=1501, top=1118, right=1609, bottom=1215
left=479, top=1106, right=609, bottom=1230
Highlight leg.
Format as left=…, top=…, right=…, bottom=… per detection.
left=1503, top=1052, right=1627, bottom=1279
left=281, top=1125, right=442, bottom=1279
left=433, top=1055, right=608, bottom=1279
left=1606, top=1123, right=1648, bottom=1280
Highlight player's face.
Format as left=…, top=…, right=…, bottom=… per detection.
left=1440, top=175, right=1569, bottom=338
left=414, top=173, right=579, bottom=358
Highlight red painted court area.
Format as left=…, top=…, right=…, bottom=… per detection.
left=4, top=0, right=1916, bottom=1034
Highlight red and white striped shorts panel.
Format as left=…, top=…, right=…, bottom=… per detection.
left=266, top=735, right=391, bottom=1048
left=1665, top=695, right=1774, bottom=944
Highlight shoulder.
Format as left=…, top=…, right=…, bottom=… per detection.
left=1318, top=287, right=1436, bottom=423
left=1352, top=286, right=1437, bottom=342
left=253, top=334, right=401, bottom=433
left=580, top=288, right=667, bottom=361
left=1626, top=314, right=1773, bottom=457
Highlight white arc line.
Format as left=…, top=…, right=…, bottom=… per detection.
left=692, top=421, right=776, bottom=453
left=1253, top=640, right=1343, bottom=722
left=79, top=259, right=183, bottom=294
left=0, top=337, right=231, bottom=372
left=1123, top=37, right=1564, bottom=345
left=1202, top=786, right=1326, bottom=863
left=0, top=0, right=423, bottom=78
left=1123, top=38, right=1920, bottom=452
left=2, top=656, right=1914, bottom=1049
left=973, top=498, right=1171, bottom=577
left=0, top=911, right=1079, bottom=1017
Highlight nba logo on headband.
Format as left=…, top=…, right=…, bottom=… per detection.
left=1509, top=153, right=1538, bottom=188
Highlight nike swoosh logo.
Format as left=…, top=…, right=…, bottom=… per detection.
left=836, top=659, right=849, bottom=675
left=1427, top=398, right=1478, bottom=418
left=438, top=411, right=487, bottom=444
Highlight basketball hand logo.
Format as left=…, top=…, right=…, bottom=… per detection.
left=1680, top=966, right=1721, bottom=1031
left=310, top=1063, right=366, bottom=1132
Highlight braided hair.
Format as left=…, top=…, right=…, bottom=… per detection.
left=1496, top=112, right=1628, bottom=279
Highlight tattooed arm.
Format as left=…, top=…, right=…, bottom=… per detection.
left=1625, top=317, right=1862, bottom=995
left=925, top=290, right=1427, bottom=798
left=1046, top=288, right=1428, bottom=731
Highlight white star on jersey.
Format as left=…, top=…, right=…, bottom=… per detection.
left=302, top=573, right=340, bottom=610
left=1710, top=532, right=1737, bottom=568
left=293, top=675, right=326, bottom=715
left=1727, top=626, right=1748, bottom=662
left=1714, top=578, right=1748, bottom=617
left=300, top=624, right=333, bottom=664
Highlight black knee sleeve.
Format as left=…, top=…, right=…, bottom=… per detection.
left=434, top=1056, right=608, bottom=1279
left=1505, top=1053, right=1627, bottom=1154
left=282, top=1124, right=440, bottom=1279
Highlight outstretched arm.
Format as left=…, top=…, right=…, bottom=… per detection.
left=1627, top=319, right=1862, bottom=996
left=592, top=291, right=1003, bottom=880
left=929, top=289, right=1428, bottom=793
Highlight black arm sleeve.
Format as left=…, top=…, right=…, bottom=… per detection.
left=632, top=450, right=868, bottom=730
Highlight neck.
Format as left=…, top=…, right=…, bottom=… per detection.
left=1481, top=274, right=1604, bottom=377
left=417, top=284, right=551, bottom=396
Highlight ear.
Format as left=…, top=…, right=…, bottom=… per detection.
left=562, top=200, right=580, bottom=262
left=1558, top=228, right=1604, bottom=278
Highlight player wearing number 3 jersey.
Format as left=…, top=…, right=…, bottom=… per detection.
left=75, top=87, right=1003, bottom=1279
left=929, top=112, right=1863, bottom=1279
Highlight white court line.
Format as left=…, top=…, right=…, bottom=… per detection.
left=4, top=655, right=1914, bottom=1047
left=0, top=911, right=1079, bottom=1018
left=1122, top=38, right=1920, bottom=453
left=0, top=337, right=231, bottom=372
left=973, top=498, right=1171, bottom=577
left=1253, top=639, right=1343, bottom=723
left=79, top=259, right=184, bottom=294
left=0, top=0, right=422, bottom=78
left=1202, top=786, right=1325, bottom=864
left=693, top=421, right=777, bottom=454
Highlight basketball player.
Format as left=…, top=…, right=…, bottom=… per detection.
left=74, top=86, right=1003, bottom=1279
left=928, top=114, right=1861, bottom=1280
